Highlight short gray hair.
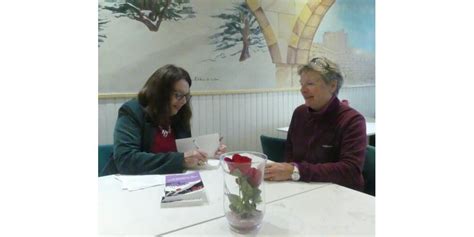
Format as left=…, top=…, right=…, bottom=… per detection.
left=297, top=57, right=344, bottom=95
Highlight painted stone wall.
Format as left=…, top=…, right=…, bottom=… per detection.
left=99, top=0, right=374, bottom=93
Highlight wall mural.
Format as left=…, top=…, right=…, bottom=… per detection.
left=208, top=2, right=267, bottom=62
left=99, top=0, right=375, bottom=94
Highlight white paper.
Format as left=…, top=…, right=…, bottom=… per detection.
left=187, top=159, right=220, bottom=170
left=114, top=174, right=165, bottom=191
left=175, top=133, right=220, bottom=158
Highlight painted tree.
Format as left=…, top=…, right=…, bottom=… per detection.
left=209, top=2, right=266, bottom=62
left=98, top=17, right=109, bottom=47
left=102, top=0, right=195, bottom=32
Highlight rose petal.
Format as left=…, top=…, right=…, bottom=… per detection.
left=246, top=167, right=262, bottom=187
left=234, top=154, right=251, bottom=163
left=226, top=154, right=253, bottom=174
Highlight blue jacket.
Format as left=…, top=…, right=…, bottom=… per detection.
left=102, top=99, right=191, bottom=175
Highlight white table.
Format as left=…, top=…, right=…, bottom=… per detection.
left=366, top=122, right=376, bottom=136
left=98, top=166, right=334, bottom=236
left=164, top=184, right=375, bottom=236
left=277, top=121, right=376, bottom=136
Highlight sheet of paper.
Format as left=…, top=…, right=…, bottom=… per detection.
left=176, top=133, right=220, bottom=158
left=187, top=159, right=220, bottom=171
left=114, top=174, right=165, bottom=191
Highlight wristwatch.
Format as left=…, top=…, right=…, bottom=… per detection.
left=291, top=163, right=300, bottom=181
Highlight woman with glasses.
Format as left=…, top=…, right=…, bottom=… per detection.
left=102, top=64, right=227, bottom=175
left=264, top=57, right=367, bottom=192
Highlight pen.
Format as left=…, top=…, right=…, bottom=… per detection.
left=193, top=139, right=200, bottom=149
left=193, top=139, right=207, bottom=166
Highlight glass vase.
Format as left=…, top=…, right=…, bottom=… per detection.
left=220, top=151, right=267, bottom=234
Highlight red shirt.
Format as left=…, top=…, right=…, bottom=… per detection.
left=150, top=128, right=178, bottom=153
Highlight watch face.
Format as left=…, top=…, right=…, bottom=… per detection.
left=291, top=172, right=300, bottom=181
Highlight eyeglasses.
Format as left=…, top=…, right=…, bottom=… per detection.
left=310, top=57, right=330, bottom=70
left=173, top=91, right=192, bottom=102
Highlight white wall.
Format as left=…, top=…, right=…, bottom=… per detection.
left=99, top=85, right=375, bottom=152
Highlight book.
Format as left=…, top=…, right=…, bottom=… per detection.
left=160, top=171, right=206, bottom=207
left=175, top=133, right=220, bottom=158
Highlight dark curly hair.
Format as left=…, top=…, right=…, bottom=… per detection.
left=138, top=64, right=192, bottom=130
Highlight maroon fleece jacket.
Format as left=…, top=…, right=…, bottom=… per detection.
left=285, top=96, right=367, bottom=191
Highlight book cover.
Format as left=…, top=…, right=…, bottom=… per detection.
left=161, top=171, right=206, bottom=207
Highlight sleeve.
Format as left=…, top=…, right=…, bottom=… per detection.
left=284, top=109, right=298, bottom=162
left=298, top=115, right=367, bottom=188
left=113, top=106, right=186, bottom=175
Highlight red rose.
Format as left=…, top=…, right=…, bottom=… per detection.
left=224, top=154, right=262, bottom=188
left=231, top=154, right=252, bottom=163
left=224, top=154, right=252, bottom=174
left=246, top=167, right=262, bottom=187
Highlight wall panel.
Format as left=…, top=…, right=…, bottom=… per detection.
left=99, top=86, right=375, bottom=152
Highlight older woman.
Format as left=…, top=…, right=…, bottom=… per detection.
left=103, top=64, right=226, bottom=175
left=264, top=57, right=366, bottom=191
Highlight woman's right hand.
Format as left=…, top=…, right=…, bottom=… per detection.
left=183, top=149, right=208, bottom=168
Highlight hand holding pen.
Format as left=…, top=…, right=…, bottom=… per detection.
left=193, top=139, right=208, bottom=166
left=214, top=136, right=227, bottom=159
left=183, top=150, right=208, bottom=168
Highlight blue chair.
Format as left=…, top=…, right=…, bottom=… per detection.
left=260, top=135, right=286, bottom=162
left=362, top=145, right=376, bottom=196
left=98, top=144, right=113, bottom=177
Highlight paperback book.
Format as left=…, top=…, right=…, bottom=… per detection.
left=161, top=171, right=206, bottom=207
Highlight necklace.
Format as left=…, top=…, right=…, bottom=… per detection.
left=158, top=126, right=171, bottom=137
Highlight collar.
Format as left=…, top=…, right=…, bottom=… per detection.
left=306, top=95, right=340, bottom=120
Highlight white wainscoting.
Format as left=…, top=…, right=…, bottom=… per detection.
left=99, top=85, right=375, bottom=152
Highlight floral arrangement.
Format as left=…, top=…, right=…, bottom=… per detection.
left=224, top=153, right=263, bottom=218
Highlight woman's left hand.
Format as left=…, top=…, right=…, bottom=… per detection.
left=214, top=142, right=227, bottom=159
left=264, top=162, right=294, bottom=181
